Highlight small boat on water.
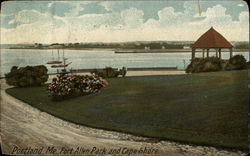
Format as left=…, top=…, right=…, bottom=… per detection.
left=47, top=60, right=62, bottom=64
left=50, top=50, right=72, bottom=69
left=51, top=62, right=72, bottom=68
left=46, top=50, right=62, bottom=64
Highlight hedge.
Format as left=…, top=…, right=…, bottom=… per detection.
left=91, top=67, right=127, bottom=78
left=5, top=65, right=48, bottom=87
left=186, top=55, right=248, bottom=73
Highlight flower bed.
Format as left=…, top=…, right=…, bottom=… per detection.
left=48, top=74, right=108, bottom=100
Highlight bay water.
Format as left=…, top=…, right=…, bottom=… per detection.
left=1, top=49, right=249, bottom=77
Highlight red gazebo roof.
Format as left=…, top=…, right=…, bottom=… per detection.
left=192, top=27, right=233, bottom=48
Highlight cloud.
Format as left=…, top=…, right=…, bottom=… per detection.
left=237, top=4, right=244, bottom=7
left=189, top=5, right=233, bottom=27
left=121, top=7, right=144, bottom=28
left=1, top=2, right=249, bottom=44
left=158, top=7, right=185, bottom=26
left=188, top=4, right=247, bottom=28
left=8, top=10, right=48, bottom=25
left=187, top=5, right=249, bottom=41
left=99, top=1, right=118, bottom=11
left=64, top=2, right=85, bottom=17
left=48, top=2, right=53, bottom=8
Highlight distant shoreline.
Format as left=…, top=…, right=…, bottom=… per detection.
left=7, top=47, right=115, bottom=51
left=2, top=48, right=249, bottom=53
left=114, top=49, right=249, bottom=53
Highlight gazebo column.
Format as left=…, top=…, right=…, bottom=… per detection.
left=202, top=49, right=205, bottom=58
left=219, top=48, right=222, bottom=59
left=229, top=48, right=233, bottom=58
left=206, top=49, right=209, bottom=57
left=192, top=48, right=196, bottom=59
left=215, top=49, right=218, bottom=58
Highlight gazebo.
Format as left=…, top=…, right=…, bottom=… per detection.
left=191, top=27, right=233, bottom=59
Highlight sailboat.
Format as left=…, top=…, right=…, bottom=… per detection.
left=51, top=49, right=72, bottom=68
left=47, top=50, right=62, bottom=64
left=51, top=62, right=72, bottom=68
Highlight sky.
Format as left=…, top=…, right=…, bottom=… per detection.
left=0, top=0, right=249, bottom=44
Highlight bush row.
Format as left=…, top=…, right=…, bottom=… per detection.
left=186, top=55, right=248, bottom=73
left=47, top=74, right=108, bottom=100
left=91, top=67, right=127, bottom=78
left=5, top=65, right=48, bottom=87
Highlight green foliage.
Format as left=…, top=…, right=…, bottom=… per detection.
left=91, top=67, right=127, bottom=78
left=186, top=55, right=248, bottom=73
left=225, top=55, right=247, bottom=70
left=235, top=43, right=249, bottom=49
left=60, top=42, right=183, bottom=49
left=120, top=67, right=127, bottom=77
left=5, top=65, right=48, bottom=87
left=186, top=57, right=224, bottom=73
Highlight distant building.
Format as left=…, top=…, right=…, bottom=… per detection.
left=135, top=43, right=141, bottom=46
left=48, top=45, right=63, bottom=48
left=183, top=46, right=190, bottom=49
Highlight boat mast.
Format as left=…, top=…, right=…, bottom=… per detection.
left=52, top=50, right=54, bottom=61
left=63, top=49, right=66, bottom=70
left=57, top=49, right=60, bottom=61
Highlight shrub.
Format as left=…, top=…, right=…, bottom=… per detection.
left=120, top=67, right=127, bottom=77
left=91, top=67, right=127, bottom=78
left=225, top=55, right=247, bottom=70
left=5, top=65, right=48, bottom=87
left=185, top=58, right=202, bottom=73
left=186, top=57, right=223, bottom=73
left=47, top=74, right=108, bottom=100
left=203, top=57, right=223, bottom=72
left=105, top=67, right=119, bottom=78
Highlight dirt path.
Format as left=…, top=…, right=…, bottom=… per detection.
left=0, top=79, right=246, bottom=156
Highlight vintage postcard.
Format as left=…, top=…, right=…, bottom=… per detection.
left=0, top=0, right=249, bottom=155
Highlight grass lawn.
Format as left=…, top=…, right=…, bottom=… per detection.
left=6, top=70, right=249, bottom=150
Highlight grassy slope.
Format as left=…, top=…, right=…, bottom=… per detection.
left=6, top=70, right=249, bottom=150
